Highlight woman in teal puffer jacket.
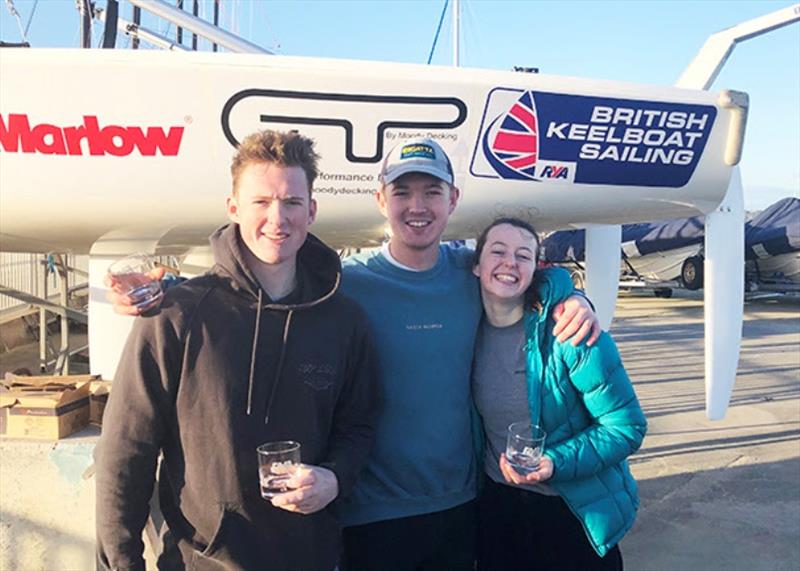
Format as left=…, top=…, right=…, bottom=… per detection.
left=471, top=217, right=647, bottom=571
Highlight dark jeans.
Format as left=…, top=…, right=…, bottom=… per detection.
left=341, top=500, right=477, bottom=571
left=477, top=478, right=623, bottom=571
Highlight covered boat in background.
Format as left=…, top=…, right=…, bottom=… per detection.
left=620, top=216, right=706, bottom=290
left=540, top=215, right=707, bottom=292
left=745, top=197, right=800, bottom=293
left=541, top=196, right=799, bottom=295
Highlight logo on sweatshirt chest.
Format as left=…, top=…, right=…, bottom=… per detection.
left=405, top=322, right=444, bottom=331
left=298, top=362, right=337, bottom=391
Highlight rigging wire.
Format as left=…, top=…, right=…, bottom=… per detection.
left=427, top=0, right=449, bottom=64
left=261, top=2, right=281, bottom=52
left=152, top=0, right=180, bottom=47
left=248, top=0, right=253, bottom=44
left=462, top=0, right=480, bottom=66
left=4, top=0, right=28, bottom=43
left=23, top=0, right=39, bottom=38
left=218, top=0, right=228, bottom=51
left=73, top=7, right=81, bottom=46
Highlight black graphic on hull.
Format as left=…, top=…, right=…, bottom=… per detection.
left=221, top=89, right=467, bottom=163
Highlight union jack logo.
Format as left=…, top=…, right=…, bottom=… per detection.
left=481, top=91, right=539, bottom=180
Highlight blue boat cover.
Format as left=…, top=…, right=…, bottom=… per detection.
left=744, top=197, right=800, bottom=259
left=540, top=229, right=586, bottom=262
left=541, top=216, right=705, bottom=262
left=540, top=197, right=798, bottom=263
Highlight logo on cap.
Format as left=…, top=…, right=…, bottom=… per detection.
left=400, top=144, right=436, bottom=160
left=381, top=137, right=454, bottom=185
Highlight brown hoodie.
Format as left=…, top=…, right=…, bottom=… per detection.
left=96, top=224, right=380, bottom=571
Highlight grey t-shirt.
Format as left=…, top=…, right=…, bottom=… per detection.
left=472, top=316, right=557, bottom=496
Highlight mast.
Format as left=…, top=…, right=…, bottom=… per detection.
left=177, top=0, right=183, bottom=45
left=212, top=0, right=219, bottom=52
left=79, top=0, right=92, bottom=48
left=132, top=4, right=141, bottom=49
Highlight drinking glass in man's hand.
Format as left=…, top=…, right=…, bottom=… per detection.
left=107, top=254, right=163, bottom=309
left=506, top=422, right=546, bottom=475
left=257, top=441, right=301, bottom=499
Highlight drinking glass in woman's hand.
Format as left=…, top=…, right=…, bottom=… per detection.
left=506, top=422, right=545, bottom=471
left=500, top=452, right=554, bottom=485
left=503, top=421, right=552, bottom=485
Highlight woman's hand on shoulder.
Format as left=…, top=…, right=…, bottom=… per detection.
left=499, top=453, right=554, bottom=485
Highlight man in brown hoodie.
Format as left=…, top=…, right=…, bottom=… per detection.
left=95, top=130, right=380, bottom=571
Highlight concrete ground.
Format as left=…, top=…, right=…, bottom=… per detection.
left=616, top=291, right=800, bottom=571
left=0, top=292, right=798, bottom=570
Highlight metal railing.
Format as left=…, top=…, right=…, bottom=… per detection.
left=0, top=253, right=88, bottom=316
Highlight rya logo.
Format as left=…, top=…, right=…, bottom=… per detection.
left=540, top=165, right=569, bottom=179
left=0, top=114, right=185, bottom=157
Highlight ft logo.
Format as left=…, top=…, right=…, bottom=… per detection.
left=221, top=89, right=466, bottom=163
left=470, top=88, right=574, bottom=183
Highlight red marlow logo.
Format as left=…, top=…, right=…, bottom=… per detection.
left=0, top=114, right=184, bottom=156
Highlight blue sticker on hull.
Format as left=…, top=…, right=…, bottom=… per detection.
left=470, top=88, right=717, bottom=188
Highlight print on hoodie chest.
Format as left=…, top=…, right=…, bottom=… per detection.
left=298, top=361, right=337, bottom=391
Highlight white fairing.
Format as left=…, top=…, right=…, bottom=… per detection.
left=584, top=225, right=622, bottom=331
left=704, top=167, right=745, bottom=420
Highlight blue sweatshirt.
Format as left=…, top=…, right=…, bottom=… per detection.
left=335, top=244, right=482, bottom=526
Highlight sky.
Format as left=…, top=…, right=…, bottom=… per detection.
left=2, top=0, right=799, bottom=211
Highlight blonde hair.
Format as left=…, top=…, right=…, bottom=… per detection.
left=230, top=130, right=320, bottom=197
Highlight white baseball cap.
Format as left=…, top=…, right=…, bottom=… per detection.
left=379, top=138, right=454, bottom=185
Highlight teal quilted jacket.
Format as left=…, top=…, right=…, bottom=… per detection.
left=524, top=268, right=647, bottom=557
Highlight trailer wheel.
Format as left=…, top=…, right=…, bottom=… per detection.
left=681, top=256, right=704, bottom=290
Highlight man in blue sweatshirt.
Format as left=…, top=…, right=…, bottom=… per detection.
left=335, top=138, right=599, bottom=570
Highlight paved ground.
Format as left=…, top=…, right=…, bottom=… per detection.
left=0, top=292, right=798, bottom=570
left=615, top=291, right=800, bottom=571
